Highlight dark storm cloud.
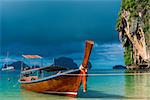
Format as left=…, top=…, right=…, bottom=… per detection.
left=0, top=0, right=121, bottom=56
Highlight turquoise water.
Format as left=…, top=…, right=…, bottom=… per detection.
left=1, top=44, right=150, bottom=100
left=1, top=0, right=150, bottom=99
left=1, top=70, right=150, bottom=100
left=0, top=52, right=150, bottom=99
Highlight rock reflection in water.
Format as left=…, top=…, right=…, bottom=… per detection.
left=124, top=71, right=150, bottom=99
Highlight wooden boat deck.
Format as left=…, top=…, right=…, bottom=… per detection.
left=19, top=69, right=80, bottom=84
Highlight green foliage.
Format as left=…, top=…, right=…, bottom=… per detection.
left=122, top=0, right=137, bottom=11
left=143, top=24, right=150, bottom=33
left=124, top=44, right=134, bottom=66
left=116, top=0, right=150, bottom=32
left=116, top=17, right=122, bottom=31
left=143, top=14, right=150, bottom=34
left=130, top=12, right=138, bottom=17
left=122, top=0, right=149, bottom=10
left=116, top=0, right=150, bottom=66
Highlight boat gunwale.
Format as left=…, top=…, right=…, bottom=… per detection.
left=18, top=69, right=80, bottom=84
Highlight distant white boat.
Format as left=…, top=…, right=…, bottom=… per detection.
left=1, top=52, right=15, bottom=71
left=1, top=65, right=15, bottom=71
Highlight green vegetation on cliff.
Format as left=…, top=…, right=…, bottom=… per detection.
left=117, top=0, right=150, bottom=32
left=124, top=44, right=134, bottom=66
left=116, top=0, right=150, bottom=66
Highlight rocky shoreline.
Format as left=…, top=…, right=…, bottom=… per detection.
left=113, top=64, right=149, bottom=70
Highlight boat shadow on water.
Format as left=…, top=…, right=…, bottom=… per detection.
left=20, top=89, right=126, bottom=100
left=78, top=89, right=150, bottom=99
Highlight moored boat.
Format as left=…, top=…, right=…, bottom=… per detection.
left=1, top=52, right=15, bottom=71
left=18, top=40, right=94, bottom=97
left=1, top=65, right=15, bottom=71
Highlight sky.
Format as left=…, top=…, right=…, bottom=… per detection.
left=0, top=0, right=122, bottom=57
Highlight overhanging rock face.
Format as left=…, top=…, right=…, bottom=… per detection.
left=116, top=0, right=150, bottom=68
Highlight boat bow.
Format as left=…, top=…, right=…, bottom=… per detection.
left=80, top=40, right=94, bottom=92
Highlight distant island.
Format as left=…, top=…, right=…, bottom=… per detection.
left=116, top=0, right=150, bottom=69
left=4, top=57, right=79, bottom=71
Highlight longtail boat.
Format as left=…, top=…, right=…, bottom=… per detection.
left=18, top=40, right=94, bottom=97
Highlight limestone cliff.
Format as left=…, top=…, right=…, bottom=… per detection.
left=116, top=0, right=150, bottom=68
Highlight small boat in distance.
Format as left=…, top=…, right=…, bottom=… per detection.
left=18, top=40, right=94, bottom=97
left=1, top=52, right=15, bottom=71
left=1, top=64, right=15, bottom=71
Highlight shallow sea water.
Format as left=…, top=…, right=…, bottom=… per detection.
left=0, top=70, right=150, bottom=100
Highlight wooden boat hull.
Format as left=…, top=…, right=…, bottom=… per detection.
left=20, top=69, right=82, bottom=96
